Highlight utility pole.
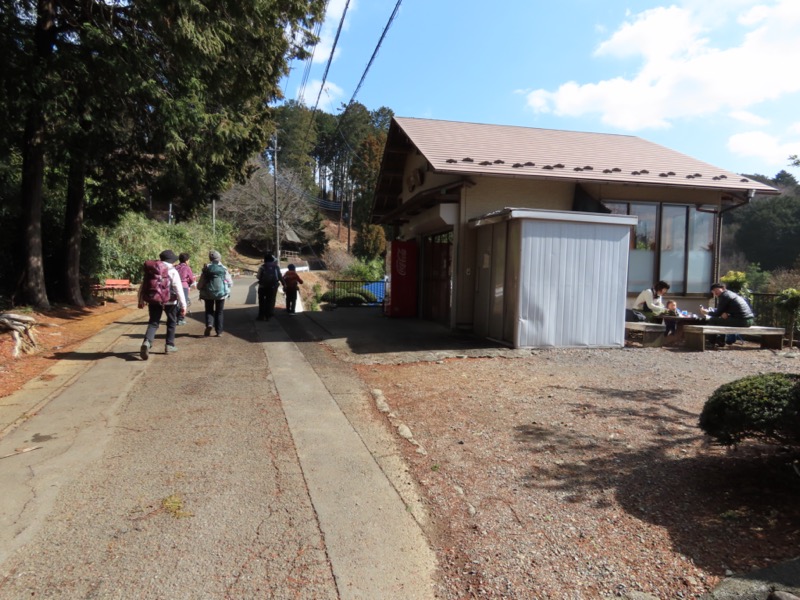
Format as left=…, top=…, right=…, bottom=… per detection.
left=272, top=133, right=280, bottom=264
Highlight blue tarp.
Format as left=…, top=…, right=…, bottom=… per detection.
left=362, top=281, right=386, bottom=304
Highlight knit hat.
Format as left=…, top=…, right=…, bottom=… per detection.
left=264, top=253, right=274, bottom=262
left=209, top=250, right=221, bottom=262
left=287, top=264, right=296, bottom=271
left=159, top=249, right=178, bottom=263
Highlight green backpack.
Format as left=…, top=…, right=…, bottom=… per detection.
left=202, top=263, right=228, bottom=300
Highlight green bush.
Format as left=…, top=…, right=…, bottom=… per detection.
left=357, top=289, right=378, bottom=303
left=84, top=211, right=235, bottom=282
left=335, top=294, right=366, bottom=307
left=699, top=373, right=800, bottom=447
left=342, top=258, right=385, bottom=281
left=320, top=288, right=377, bottom=304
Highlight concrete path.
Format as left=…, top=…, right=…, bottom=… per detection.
left=0, top=278, right=437, bottom=599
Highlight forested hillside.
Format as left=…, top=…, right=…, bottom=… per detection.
left=721, top=169, right=800, bottom=290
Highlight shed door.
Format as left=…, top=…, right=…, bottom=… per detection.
left=422, top=231, right=453, bottom=325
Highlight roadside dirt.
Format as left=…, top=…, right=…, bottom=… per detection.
left=0, top=296, right=140, bottom=400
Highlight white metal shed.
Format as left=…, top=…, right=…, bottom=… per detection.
left=470, top=208, right=638, bottom=348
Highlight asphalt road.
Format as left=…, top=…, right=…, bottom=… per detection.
left=0, top=279, right=437, bottom=599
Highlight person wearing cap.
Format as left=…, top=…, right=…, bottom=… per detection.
left=699, top=282, right=754, bottom=348
left=138, top=249, right=187, bottom=360
left=198, top=250, right=233, bottom=336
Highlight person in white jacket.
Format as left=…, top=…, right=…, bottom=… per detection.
left=633, top=281, right=670, bottom=318
left=138, top=249, right=187, bottom=359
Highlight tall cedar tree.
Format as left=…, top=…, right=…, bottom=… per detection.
left=5, top=0, right=324, bottom=308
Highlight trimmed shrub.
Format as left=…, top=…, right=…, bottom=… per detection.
left=699, top=373, right=800, bottom=447
left=320, top=288, right=374, bottom=302
left=357, top=289, right=378, bottom=303
left=334, top=294, right=365, bottom=307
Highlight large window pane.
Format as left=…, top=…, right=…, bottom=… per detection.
left=628, top=203, right=657, bottom=292
left=687, top=208, right=714, bottom=293
left=660, top=205, right=688, bottom=293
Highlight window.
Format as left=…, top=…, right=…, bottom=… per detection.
left=604, top=201, right=715, bottom=294
left=660, top=205, right=688, bottom=293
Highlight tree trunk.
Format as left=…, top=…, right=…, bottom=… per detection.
left=20, top=106, right=50, bottom=310
left=64, top=149, right=87, bottom=306
left=18, top=0, right=56, bottom=310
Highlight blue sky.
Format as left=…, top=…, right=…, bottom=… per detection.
left=280, top=0, right=800, bottom=179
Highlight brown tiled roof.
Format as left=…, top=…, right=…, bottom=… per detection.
left=372, top=116, right=777, bottom=222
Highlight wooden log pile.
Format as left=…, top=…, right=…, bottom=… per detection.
left=0, top=313, right=38, bottom=358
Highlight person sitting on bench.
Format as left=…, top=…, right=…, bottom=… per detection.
left=699, top=283, right=754, bottom=348
left=633, top=281, right=670, bottom=321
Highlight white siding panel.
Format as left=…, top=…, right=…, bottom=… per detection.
left=516, top=219, right=629, bottom=348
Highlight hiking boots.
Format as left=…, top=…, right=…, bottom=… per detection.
left=165, top=344, right=178, bottom=353
left=140, top=340, right=151, bottom=360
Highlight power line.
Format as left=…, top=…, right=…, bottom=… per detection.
left=310, top=0, right=351, bottom=116
left=330, top=0, right=403, bottom=168
left=344, top=0, right=403, bottom=110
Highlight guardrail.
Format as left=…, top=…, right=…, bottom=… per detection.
left=329, top=280, right=386, bottom=307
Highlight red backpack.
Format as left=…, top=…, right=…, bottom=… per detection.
left=141, top=260, right=174, bottom=305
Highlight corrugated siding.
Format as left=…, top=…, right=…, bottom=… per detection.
left=516, top=219, right=629, bottom=348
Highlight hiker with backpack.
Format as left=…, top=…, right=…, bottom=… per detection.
left=175, top=253, right=196, bottom=325
left=197, top=250, right=233, bottom=337
left=137, top=249, right=187, bottom=360
left=256, top=253, right=284, bottom=321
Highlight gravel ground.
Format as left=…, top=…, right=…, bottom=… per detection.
left=354, top=343, right=800, bottom=599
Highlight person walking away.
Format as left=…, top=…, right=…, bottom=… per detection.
left=700, top=282, right=754, bottom=348
left=197, top=250, right=233, bottom=337
left=256, top=253, right=284, bottom=321
left=283, top=264, right=303, bottom=314
left=175, top=253, right=196, bottom=325
left=138, top=249, right=187, bottom=360
left=633, top=281, right=670, bottom=320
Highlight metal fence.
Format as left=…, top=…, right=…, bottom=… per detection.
left=751, top=293, right=798, bottom=342
left=329, top=280, right=386, bottom=307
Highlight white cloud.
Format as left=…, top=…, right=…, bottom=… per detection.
left=729, top=110, right=770, bottom=126
left=526, top=0, right=800, bottom=131
left=297, top=80, right=344, bottom=112
left=727, top=130, right=800, bottom=168
left=313, top=0, right=356, bottom=65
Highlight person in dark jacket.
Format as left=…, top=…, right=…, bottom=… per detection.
left=700, top=282, right=754, bottom=347
left=256, top=253, right=284, bottom=321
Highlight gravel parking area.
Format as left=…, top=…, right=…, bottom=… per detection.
left=354, top=343, right=800, bottom=599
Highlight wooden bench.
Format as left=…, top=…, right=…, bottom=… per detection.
left=682, top=325, right=785, bottom=351
left=625, top=321, right=666, bottom=347
left=91, top=279, right=136, bottom=298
